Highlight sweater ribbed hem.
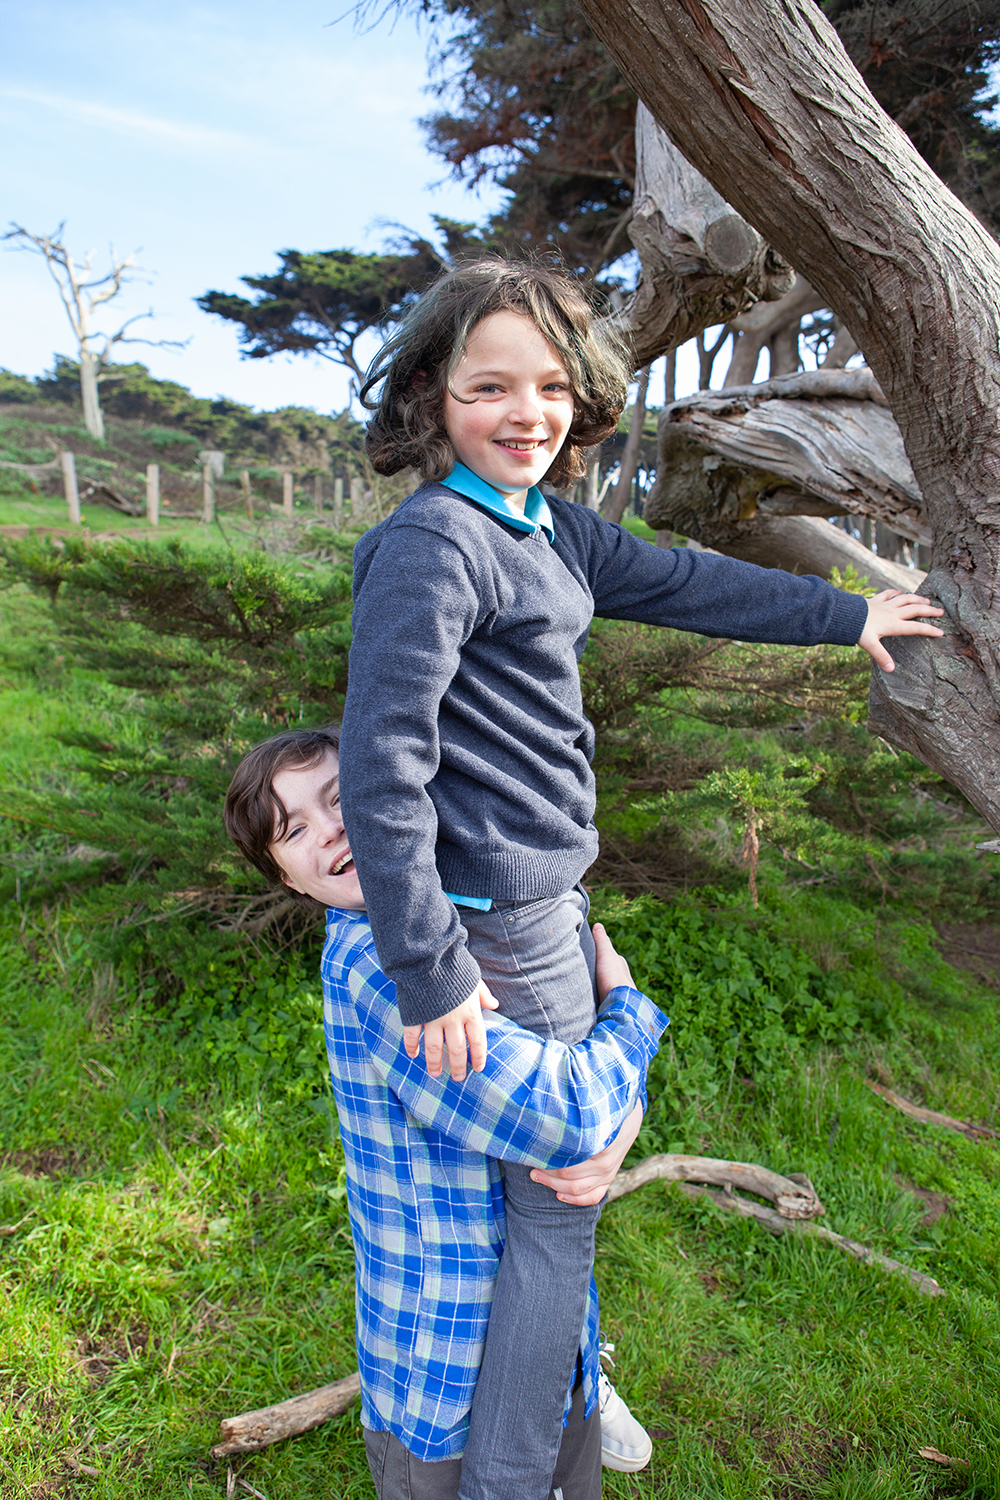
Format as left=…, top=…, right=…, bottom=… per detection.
left=827, top=588, right=869, bottom=646
left=434, top=839, right=597, bottom=904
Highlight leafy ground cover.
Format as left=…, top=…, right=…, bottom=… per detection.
left=1, top=504, right=998, bottom=1497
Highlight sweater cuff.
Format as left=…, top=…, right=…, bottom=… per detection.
left=829, top=588, right=870, bottom=646
left=392, top=943, right=484, bottom=1029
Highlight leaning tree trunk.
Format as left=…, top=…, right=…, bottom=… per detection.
left=602, top=364, right=651, bottom=524
left=577, top=0, right=1000, bottom=833
left=621, top=102, right=795, bottom=366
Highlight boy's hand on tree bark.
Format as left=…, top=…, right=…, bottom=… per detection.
left=530, top=1101, right=645, bottom=1205
left=403, top=982, right=499, bottom=1082
left=858, top=589, right=944, bottom=671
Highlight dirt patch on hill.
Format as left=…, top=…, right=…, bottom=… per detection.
left=935, top=922, right=1000, bottom=990
left=1, top=1147, right=89, bottom=1178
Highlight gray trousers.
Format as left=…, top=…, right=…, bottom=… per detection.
left=364, top=1366, right=601, bottom=1500
left=456, top=887, right=601, bottom=1500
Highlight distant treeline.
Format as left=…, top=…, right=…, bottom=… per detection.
left=0, top=357, right=367, bottom=473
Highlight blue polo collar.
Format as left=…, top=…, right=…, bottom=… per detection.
left=442, top=462, right=555, bottom=543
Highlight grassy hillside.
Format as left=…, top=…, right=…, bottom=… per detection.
left=0, top=380, right=998, bottom=1496
left=0, top=360, right=404, bottom=532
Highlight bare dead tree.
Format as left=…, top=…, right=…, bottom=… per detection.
left=577, top=0, right=1000, bottom=833
left=3, top=222, right=183, bottom=442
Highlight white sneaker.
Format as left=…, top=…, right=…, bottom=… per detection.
left=598, top=1351, right=652, bottom=1473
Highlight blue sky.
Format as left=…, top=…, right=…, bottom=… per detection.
left=1, top=0, right=508, bottom=413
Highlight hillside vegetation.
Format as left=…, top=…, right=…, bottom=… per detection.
left=0, top=360, right=403, bottom=529
left=0, top=379, right=998, bottom=1497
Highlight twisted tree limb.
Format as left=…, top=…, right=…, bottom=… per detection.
left=577, top=0, right=1000, bottom=833
left=866, top=1080, right=998, bottom=1141
left=673, top=1182, right=945, bottom=1297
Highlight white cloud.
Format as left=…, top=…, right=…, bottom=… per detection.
left=0, top=86, right=264, bottom=155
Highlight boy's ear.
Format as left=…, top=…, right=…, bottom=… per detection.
left=278, top=869, right=303, bottom=896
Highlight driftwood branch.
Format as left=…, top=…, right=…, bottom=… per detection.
left=866, top=1080, right=998, bottom=1141
left=606, top=1152, right=824, bottom=1218
left=212, top=1371, right=361, bottom=1457
left=673, top=1183, right=945, bottom=1297
left=0, top=458, right=61, bottom=478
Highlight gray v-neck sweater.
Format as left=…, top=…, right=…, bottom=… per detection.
left=340, top=483, right=868, bottom=1026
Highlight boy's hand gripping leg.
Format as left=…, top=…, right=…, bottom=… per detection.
left=530, top=923, right=643, bottom=1205
left=402, top=980, right=499, bottom=1082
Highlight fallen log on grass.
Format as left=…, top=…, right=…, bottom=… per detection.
left=865, top=1080, right=998, bottom=1141
left=212, top=1371, right=361, bottom=1458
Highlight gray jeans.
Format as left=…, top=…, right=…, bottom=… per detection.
left=363, top=1366, right=601, bottom=1500
left=457, top=887, right=601, bottom=1500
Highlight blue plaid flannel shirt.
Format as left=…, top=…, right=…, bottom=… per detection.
left=321, top=906, right=668, bottom=1461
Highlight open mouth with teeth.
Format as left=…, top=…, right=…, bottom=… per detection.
left=496, top=438, right=546, bottom=451
left=330, top=850, right=355, bottom=877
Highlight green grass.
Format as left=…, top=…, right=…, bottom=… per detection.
left=1, top=527, right=999, bottom=1496
left=2, top=913, right=998, bottom=1496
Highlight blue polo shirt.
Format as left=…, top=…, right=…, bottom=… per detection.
left=443, top=462, right=555, bottom=544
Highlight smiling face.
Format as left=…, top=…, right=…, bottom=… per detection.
left=443, top=309, right=575, bottom=512
left=268, top=749, right=365, bottom=910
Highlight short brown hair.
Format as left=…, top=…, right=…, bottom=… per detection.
left=361, top=258, right=633, bottom=487
left=223, top=725, right=341, bottom=888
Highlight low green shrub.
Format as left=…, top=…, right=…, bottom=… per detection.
left=593, top=889, right=901, bottom=1147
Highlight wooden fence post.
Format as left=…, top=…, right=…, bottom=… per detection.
left=146, top=464, right=160, bottom=527
left=241, top=471, right=253, bottom=519
left=283, top=471, right=294, bottom=517
left=334, top=477, right=344, bottom=529
left=60, top=451, right=81, bottom=525
left=349, top=476, right=362, bottom=524
left=314, top=474, right=323, bottom=514
left=202, top=464, right=215, bottom=524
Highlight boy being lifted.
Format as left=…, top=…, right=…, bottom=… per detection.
left=224, top=725, right=669, bottom=1500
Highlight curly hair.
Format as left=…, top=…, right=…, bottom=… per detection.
left=361, top=258, right=633, bottom=487
left=223, top=724, right=341, bottom=892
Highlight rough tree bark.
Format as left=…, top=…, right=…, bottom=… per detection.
left=621, top=103, right=795, bottom=366
left=577, top=0, right=1000, bottom=832
left=644, top=367, right=929, bottom=587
